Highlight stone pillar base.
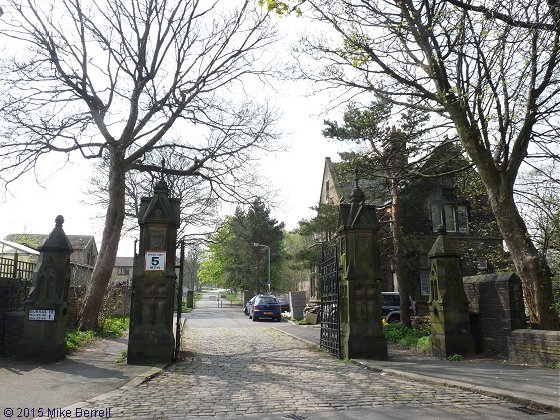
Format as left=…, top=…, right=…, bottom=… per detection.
left=430, top=333, right=475, bottom=358
left=16, top=340, right=66, bottom=363
left=127, top=334, right=175, bottom=365
left=343, top=335, right=388, bottom=360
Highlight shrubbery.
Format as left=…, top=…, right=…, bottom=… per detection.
left=383, top=321, right=430, bottom=352
left=65, top=316, right=129, bottom=353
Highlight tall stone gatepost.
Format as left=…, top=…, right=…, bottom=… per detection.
left=337, top=179, right=387, bottom=360
left=17, top=215, right=73, bottom=362
left=128, top=176, right=180, bottom=365
left=428, top=225, right=475, bottom=358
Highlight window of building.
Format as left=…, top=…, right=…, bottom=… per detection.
left=420, top=271, right=430, bottom=296
left=431, top=203, right=468, bottom=233
left=117, top=267, right=130, bottom=276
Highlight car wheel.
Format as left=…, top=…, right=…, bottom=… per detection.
left=389, top=316, right=400, bottom=323
left=252, top=315, right=259, bottom=322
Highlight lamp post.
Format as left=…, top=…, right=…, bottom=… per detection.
left=253, top=242, right=270, bottom=293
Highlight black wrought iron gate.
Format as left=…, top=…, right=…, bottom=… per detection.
left=319, top=242, right=341, bottom=359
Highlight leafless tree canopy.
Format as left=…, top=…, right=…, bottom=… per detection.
left=0, top=0, right=278, bottom=184
left=295, top=0, right=559, bottom=173
left=0, top=0, right=280, bottom=329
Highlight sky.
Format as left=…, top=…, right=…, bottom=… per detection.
left=0, top=85, right=346, bottom=257
left=0, top=4, right=348, bottom=257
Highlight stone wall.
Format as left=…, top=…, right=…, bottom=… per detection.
left=0, top=278, right=27, bottom=354
left=66, top=283, right=131, bottom=328
left=463, top=273, right=526, bottom=357
left=507, top=329, right=560, bottom=366
left=3, top=312, right=24, bottom=355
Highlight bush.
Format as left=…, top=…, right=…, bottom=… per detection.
left=65, top=316, right=130, bottom=353
left=99, top=316, right=130, bottom=338
left=383, top=322, right=430, bottom=352
left=65, top=329, right=96, bottom=353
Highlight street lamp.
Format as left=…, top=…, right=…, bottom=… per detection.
left=253, top=242, right=270, bottom=293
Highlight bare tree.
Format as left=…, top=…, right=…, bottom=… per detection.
left=516, top=166, right=560, bottom=258
left=0, top=0, right=278, bottom=329
left=87, top=141, right=268, bottom=247
left=267, top=0, right=560, bottom=328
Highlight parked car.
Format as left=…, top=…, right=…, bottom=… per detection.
left=249, top=295, right=281, bottom=322
left=382, top=292, right=416, bottom=324
left=244, top=295, right=257, bottom=316
left=276, top=295, right=290, bottom=312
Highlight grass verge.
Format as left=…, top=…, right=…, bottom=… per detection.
left=225, top=293, right=243, bottom=305
left=383, top=322, right=430, bottom=352
left=65, top=316, right=130, bottom=354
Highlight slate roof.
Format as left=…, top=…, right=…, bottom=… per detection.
left=115, top=256, right=134, bottom=267
left=5, top=234, right=96, bottom=251
left=321, top=158, right=387, bottom=206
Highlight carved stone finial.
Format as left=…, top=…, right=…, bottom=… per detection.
left=437, top=224, right=446, bottom=235
left=55, top=215, right=64, bottom=227
left=160, top=158, right=165, bottom=181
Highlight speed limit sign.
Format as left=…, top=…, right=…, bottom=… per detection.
left=145, top=251, right=166, bottom=271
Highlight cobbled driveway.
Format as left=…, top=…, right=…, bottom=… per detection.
left=68, top=301, right=530, bottom=420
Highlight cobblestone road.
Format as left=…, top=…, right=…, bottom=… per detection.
left=60, top=302, right=534, bottom=420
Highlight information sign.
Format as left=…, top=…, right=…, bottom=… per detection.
left=29, top=309, right=55, bottom=321
left=145, top=251, right=166, bottom=271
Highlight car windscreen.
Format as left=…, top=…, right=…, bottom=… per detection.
left=257, top=297, right=278, bottom=304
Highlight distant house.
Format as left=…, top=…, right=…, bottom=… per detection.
left=5, top=233, right=98, bottom=267
left=4, top=233, right=98, bottom=287
left=111, top=256, right=134, bottom=284
left=312, top=155, right=505, bottom=314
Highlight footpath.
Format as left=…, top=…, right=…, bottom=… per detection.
left=0, top=335, right=160, bottom=419
left=273, top=322, right=560, bottom=414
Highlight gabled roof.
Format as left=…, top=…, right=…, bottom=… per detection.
left=5, top=234, right=96, bottom=251
left=320, top=157, right=387, bottom=206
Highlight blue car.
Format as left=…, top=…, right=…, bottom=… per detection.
left=250, top=295, right=281, bottom=322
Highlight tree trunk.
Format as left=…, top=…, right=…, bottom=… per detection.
left=447, top=99, right=559, bottom=329
left=485, top=178, right=560, bottom=330
left=78, top=154, right=127, bottom=330
left=390, top=177, right=412, bottom=326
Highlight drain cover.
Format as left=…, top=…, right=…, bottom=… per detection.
left=283, top=414, right=308, bottom=420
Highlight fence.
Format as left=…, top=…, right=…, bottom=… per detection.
left=0, top=255, right=34, bottom=281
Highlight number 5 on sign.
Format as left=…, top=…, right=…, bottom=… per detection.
left=145, top=251, right=166, bottom=271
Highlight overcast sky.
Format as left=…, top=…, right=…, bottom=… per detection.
left=0, top=6, right=349, bottom=257
left=0, top=83, right=345, bottom=257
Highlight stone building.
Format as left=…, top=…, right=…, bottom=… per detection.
left=5, top=233, right=98, bottom=267
left=312, top=155, right=505, bottom=315
left=111, top=256, right=134, bottom=284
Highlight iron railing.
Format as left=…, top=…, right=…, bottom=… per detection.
left=319, top=242, right=341, bottom=359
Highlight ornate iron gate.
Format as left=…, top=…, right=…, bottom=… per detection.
left=319, top=241, right=341, bottom=359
